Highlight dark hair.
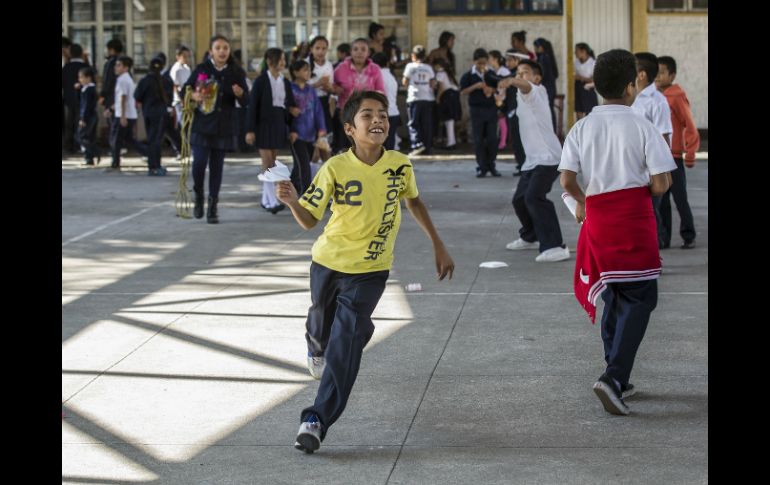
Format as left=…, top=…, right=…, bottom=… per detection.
left=264, top=47, right=284, bottom=68
left=352, top=38, right=369, bottom=48
left=473, top=48, right=489, bottom=61
left=342, top=91, right=389, bottom=147
left=438, top=31, right=456, bottom=70
left=534, top=38, right=558, bottom=79
left=78, top=66, right=96, bottom=80
left=658, top=55, right=677, bottom=74
left=209, top=34, right=238, bottom=67
left=107, top=38, right=123, bottom=53
left=488, top=50, right=504, bottom=66
left=155, top=52, right=167, bottom=66
left=176, top=44, right=191, bottom=57
left=575, top=42, right=595, bottom=59
left=368, top=22, right=385, bottom=40
left=371, top=51, right=389, bottom=68
left=291, top=41, right=309, bottom=62
left=289, top=59, right=309, bottom=80
left=512, top=30, right=527, bottom=44
left=594, top=49, right=637, bottom=99
left=148, top=56, right=170, bottom=105
left=517, top=59, right=542, bottom=77
left=431, top=57, right=458, bottom=86
left=70, top=43, right=83, bottom=58
left=209, top=34, right=230, bottom=49
left=309, top=35, right=329, bottom=52
left=116, top=55, right=134, bottom=70
left=62, top=36, right=72, bottom=48
left=412, top=45, right=426, bottom=60
left=634, top=52, right=659, bottom=83
left=337, top=43, right=351, bottom=55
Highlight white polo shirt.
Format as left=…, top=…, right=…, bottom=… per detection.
left=631, top=83, right=673, bottom=136
left=575, top=57, right=595, bottom=79
left=170, top=61, right=191, bottom=106
left=113, top=72, right=138, bottom=119
left=309, top=58, right=334, bottom=98
left=381, top=67, right=401, bottom=117
left=517, top=81, right=562, bottom=170
left=558, top=104, right=676, bottom=197
left=403, top=62, right=436, bottom=103
left=268, top=71, right=286, bottom=107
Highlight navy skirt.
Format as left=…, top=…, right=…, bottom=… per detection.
left=438, top=89, right=462, bottom=122
left=257, top=106, right=289, bottom=149
left=575, top=80, right=599, bottom=113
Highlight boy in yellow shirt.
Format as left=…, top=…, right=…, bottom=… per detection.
left=276, top=90, right=455, bottom=454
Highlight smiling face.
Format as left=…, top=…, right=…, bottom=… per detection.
left=344, top=98, right=389, bottom=149
left=351, top=40, right=369, bottom=65
left=516, top=63, right=541, bottom=84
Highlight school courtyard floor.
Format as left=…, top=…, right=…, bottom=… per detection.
left=62, top=149, right=708, bottom=484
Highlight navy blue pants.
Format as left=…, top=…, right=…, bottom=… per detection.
left=290, top=139, right=315, bottom=195
left=191, top=144, right=226, bottom=199
left=512, top=165, right=563, bottom=252
left=507, top=114, right=526, bottom=170
left=301, top=262, right=389, bottom=441
left=110, top=118, right=142, bottom=168
left=660, top=157, right=696, bottom=245
left=385, top=115, right=402, bottom=151
left=470, top=109, right=499, bottom=173
left=140, top=114, right=165, bottom=170
left=77, top=117, right=99, bottom=163
left=407, top=101, right=434, bottom=150
left=651, top=196, right=667, bottom=248
left=600, top=279, right=658, bottom=387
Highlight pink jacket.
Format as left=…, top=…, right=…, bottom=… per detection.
left=333, top=58, right=385, bottom=110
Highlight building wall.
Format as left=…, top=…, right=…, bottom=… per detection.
left=647, top=14, right=708, bottom=129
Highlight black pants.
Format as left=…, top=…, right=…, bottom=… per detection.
left=191, top=144, right=226, bottom=198
left=407, top=100, right=434, bottom=151
left=63, top=103, right=80, bottom=153
left=471, top=109, right=499, bottom=173
left=301, top=262, right=389, bottom=441
left=385, top=115, right=401, bottom=151
left=290, top=139, right=315, bottom=195
left=660, top=157, right=696, bottom=246
left=512, top=165, right=563, bottom=252
left=508, top=114, right=526, bottom=170
left=651, top=196, right=667, bottom=249
left=163, top=111, right=182, bottom=156
left=601, top=279, right=658, bottom=387
left=109, top=118, right=142, bottom=167
left=77, top=117, right=100, bottom=163
left=140, top=114, right=165, bottom=170
left=332, top=108, right=350, bottom=154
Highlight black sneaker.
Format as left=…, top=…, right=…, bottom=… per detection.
left=269, top=203, right=286, bottom=214
left=476, top=171, right=488, bottom=178
left=621, top=383, right=636, bottom=399
left=593, top=373, right=630, bottom=415
left=512, top=168, right=522, bottom=177
left=681, top=240, right=696, bottom=249
left=490, top=170, right=502, bottom=177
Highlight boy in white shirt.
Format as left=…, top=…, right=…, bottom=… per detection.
left=559, top=49, right=675, bottom=416
left=403, top=45, right=436, bottom=156
left=498, top=60, right=568, bottom=262
left=169, top=45, right=192, bottom=128
left=108, top=56, right=140, bottom=170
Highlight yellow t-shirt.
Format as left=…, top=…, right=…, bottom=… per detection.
left=299, top=148, right=419, bottom=274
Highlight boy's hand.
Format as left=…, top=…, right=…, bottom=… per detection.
left=575, top=201, right=586, bottom=224
left=245, top=132, right=255, bottom=145
left=289, top=106, right=301, bottom=117
left=276, top=180, right=299, bottom=205
left=289, top=132, right=298, bottom=143
left=482, top=85, right=495, bottom=97
left=120, top=116, right=128, bottom=127
left=435, top=245, right=455, bottom=281
left=78, top=120, right=86, bottom=128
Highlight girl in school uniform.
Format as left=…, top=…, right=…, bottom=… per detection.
left=246, top=48, right=299, bottom=214
left=431, top=58, right=462, bottom=150
left=306, top=35, right=335, bottom=162
left=574, top=43, right=599, bottom=119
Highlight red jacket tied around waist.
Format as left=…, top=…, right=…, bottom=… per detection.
left=574, top=186, right=661, bottom=323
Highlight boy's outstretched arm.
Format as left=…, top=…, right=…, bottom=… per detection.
left=404, top=196, right=455, bottom=281
left=276, top=181, right=319, bottom=230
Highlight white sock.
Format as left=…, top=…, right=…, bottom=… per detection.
left=262, top=181, right=279, bottom=208
left=445, top=120, right=456, bottom=146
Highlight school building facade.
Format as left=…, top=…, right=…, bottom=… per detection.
left=63, top=0, right=708, bottom=132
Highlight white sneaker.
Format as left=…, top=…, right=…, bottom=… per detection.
left=408, top=146, right=425, bottom=157
left=294, top=417, right=322, bottom=453
left=307, top=355, right=326, bottom=380
left=506, top=238, right=539, bottom=250
left=535, top=246, right=570, bottom=262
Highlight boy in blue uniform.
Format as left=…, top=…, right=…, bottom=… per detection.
left=77, top=67, right=100, bottom=166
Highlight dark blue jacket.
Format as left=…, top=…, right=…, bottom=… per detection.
left=183, top=60, right=249, bottom=138
left=134, top=73, right=169, bottom=118
left=246, top=70, right=297, bottom=134
left=79, top=85, right=97, bottom=123
left=100, top=56, right=118, bottom=109
left=62, top=60, right=87, bottom=107
left=460, top=69, right=497, bottom=111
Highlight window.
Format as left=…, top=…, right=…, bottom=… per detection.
left=428, top=0, right=562, bottom=15
left=63, top=0, right=195, bottom=73
left=649, top=0, right=707, bottom=11
left=212, top=0, right=411, bottom=74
